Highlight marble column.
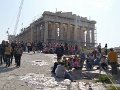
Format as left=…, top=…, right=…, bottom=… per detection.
left=86, top=28, right=90, bottom=47
left=91, top=29, right=95, bottom=45
left=67, top=24, right=71, bottom=41
left=36, top=26, right=39, bottom=43
left=30, top=26, right=34, bottom=43
left=52, top=22, right=55, bottom=41
left=74, top=25, right=77, bottom=42
left=44, top=21, right=48, bottom=43
left=60, top=23, right=63, bottom=40
left=81, top=27, right=85, bottom=45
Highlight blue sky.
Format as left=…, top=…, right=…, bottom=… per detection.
left=0, top=0, right=120, bottom=48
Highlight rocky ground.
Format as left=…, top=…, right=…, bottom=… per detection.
left=0, top=52, right=120, bottom=90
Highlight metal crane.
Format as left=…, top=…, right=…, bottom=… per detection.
left=6, top=0, right=24, bottom=42
left=13, top=0, right=24, bottom=36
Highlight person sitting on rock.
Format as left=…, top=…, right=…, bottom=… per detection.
left=55, top=62, right=75, bottom=82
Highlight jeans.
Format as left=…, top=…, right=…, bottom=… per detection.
left=15, top=54, right=21, bottom=66
left=5, top=55, right=10, bottom=67
left=64, top=71, right=73, bottom=81
left=110, top=62, right=118, bottom=75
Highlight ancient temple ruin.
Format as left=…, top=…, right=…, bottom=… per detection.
left=15, top=11, right=96, bottom=47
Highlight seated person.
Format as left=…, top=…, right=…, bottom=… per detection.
left=63, top=57, right=73, bottom=70
left=55, top=62, right=74, bottom=82
left=51, top=61, right=60, bottom=74
left=73, top=56, right=80, bottom=70
left=100, top=55, right=108, bottom=70
left=51, top=57, right=62, bottom=74
left=55, top=62, right=65, bottom=78
left=86, top=54, right=93, bottom=70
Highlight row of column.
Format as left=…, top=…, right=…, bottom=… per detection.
left=30, top=21, right=95, bottom=47
left=44, top=21, right=95, bottom=46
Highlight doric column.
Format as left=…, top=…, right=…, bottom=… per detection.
left=44, top=21, right=48, bottom=43
left=52, top=22, right=56, bottom=40
left=39, top=24, right=42, bottom=42
left=30, top=25, right=34, bottom=43
left=81, top=27, right=86, bottom=46
left=60, top=23, right=63, bottom=40
left=91, top=29, right=95, bottom=44
left=86, top=28, right=90, bottom=46
left=77, top=26, right=81, bottom=42
left=67, top=24, right=71, bottom=41
left=74, top=25, right=78, bottom=42
left=36, top=26, right=39, bottom=43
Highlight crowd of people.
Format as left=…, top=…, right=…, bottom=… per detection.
left=51, top=43, right=119, bottom=81
left=0, top=40, right=119, bottom=81
left=0, top=40, right=23, bottom=67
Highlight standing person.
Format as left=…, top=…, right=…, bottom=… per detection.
left=32, top=42, right=36, bottom=54
left=104, top=44, right=107, bottom=55
left=80, top=52, right=86, bottom=69
left=37, top=41, right=43, bottom=53
left=10, top=41, right=16, bottom=64
left=0, top=44, right=3, bottom=65
left=108, top=48, right=118, bottom=75
left=27, top=42, right=31, bottom=53
left=55, top=44, right=64, bottom=61
left=1, top=40, right=6, bottom=63
left=64, top=42, right=68, bottom=55
left=4, top=42, right=12, bottom=67
left=74, top=44, right=78, bottom=55
left=97, top=43, right=101, bottom=53
left=14, top=43, right=23, bottom=67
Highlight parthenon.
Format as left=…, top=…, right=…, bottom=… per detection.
left=15, top=11, right=96, bottom=47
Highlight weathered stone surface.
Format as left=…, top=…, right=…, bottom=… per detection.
left=0, top=52, right=119, bottom=90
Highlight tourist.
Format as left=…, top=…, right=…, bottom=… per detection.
left=14, top=43, right=23, bottom=67
left=80, top=52, right=86, bottom=69
left=51, top=61, right=60, bottom=74
left=100, top=55, right=108, bottom=72
left=97, top=43, right=101, bottom=53
left=32, top=42, right=36, bottom=54
left=104, top=43, right=108, bottom=55
left=108, top=48, right=118, bottom=75
left=4, top=42, right=12, bottom=67
left=37, top=41, right=43, bottom=53
left=86, top=54, right=93, bottom=70
left=64, top=42, right=69, bottom=55
left=27, top=42, right=31, bottom=53
left=1, top=40, right=6, bottom=63
left=0, top=44, right=3, bottom=65
left=55, top=44, right=64, bottom=61
left=55, top=62, right=74, bottom=82
left=10, top=41, right=16, bottom=64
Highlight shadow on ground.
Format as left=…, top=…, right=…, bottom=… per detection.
left=0, top=65, right=18, bottom=74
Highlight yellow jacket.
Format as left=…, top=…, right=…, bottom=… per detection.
left=108, top=51, right=118, bottom=63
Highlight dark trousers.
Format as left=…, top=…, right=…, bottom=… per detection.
left=51, top=62, right=59, bottom=74
left=15, top=54, right=21, bottom=67
left=5, top=55, right=11, bottom=67
left=2, top=54, right=5, bottom=63
left=10, top=52, right=14, bottom=64
left=64, top=71, right=73, bottom=81
left=101, top=63, right=108, bottom=70
left=110, top=62, right=118, bottom=75
left=0, top=55, right=2, bottom=64
left=27, top=46, right=31, bottom=53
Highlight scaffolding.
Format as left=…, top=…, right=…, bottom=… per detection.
left=94, top=26, right=97, bottom=47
